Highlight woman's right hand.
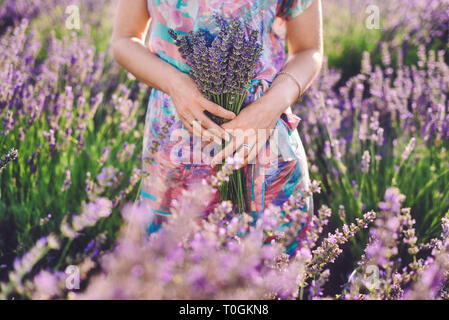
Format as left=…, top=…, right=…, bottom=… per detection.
left=168, top=71, right=236, bottom=142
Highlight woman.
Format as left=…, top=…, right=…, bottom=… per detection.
left=111, top=0, right=323, bottom=257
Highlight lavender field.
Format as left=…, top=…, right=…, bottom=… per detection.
left=0, top=0, right=448, bottom=300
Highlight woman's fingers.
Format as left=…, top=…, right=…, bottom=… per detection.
left=210, top=137, right=240, bottom=167
left=195, top=110, right=231, bottom=142
left=179, top=114, right=193, bottom=134
left=240, top=142, right=259, bottom=169
left=234, top=136, right=258, bottom=169
left=233, top=144, right=251, bottom=168
left=200, top=97, right=236, bottom=120
left=191, top=119, right=216, bottom=142
left=182, top=112, right=219, bottom=142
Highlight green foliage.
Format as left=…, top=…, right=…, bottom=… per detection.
left=0, top=5, right=149, bottom=270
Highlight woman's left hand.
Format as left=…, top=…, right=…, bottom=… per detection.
left=210, top=98, right=281, bottom=169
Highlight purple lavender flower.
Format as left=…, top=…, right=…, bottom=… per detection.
left=0, top=148, right=18, bottom=172
left=378, top=187, right=406, bottom=214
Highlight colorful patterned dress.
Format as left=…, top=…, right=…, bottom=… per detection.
left=139, top=0, right=315, bottom=257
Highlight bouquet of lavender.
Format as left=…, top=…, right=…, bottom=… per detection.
left=169, top=16, right=262, bottom=214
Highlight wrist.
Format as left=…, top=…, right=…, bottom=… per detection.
left=246, top=94, right=285, bottom=126
left=258, top=83, right=293, bottom=118
left=166, top=68, right=189, bottom=96
left=276, top=72, right=303, bottom=101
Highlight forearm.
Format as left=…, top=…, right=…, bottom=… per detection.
left=260, top=48, right=323, bottom=118
left=111, top=36, right=185, bottom=95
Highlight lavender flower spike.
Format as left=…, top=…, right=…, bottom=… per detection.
left=0, top=148, right=18, bottom=172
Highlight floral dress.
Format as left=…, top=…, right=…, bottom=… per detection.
left=139, top=0, right=315, bottom=257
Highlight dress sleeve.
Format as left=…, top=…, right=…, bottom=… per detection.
left=276, top=0, right=315, bottom=21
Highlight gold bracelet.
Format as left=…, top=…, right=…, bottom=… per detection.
left=276, top=70, right=303, bottom=100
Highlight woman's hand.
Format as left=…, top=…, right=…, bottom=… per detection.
left=210, top=96, right=281, bottom=169
left=168, top=72, right=236, bottom=142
